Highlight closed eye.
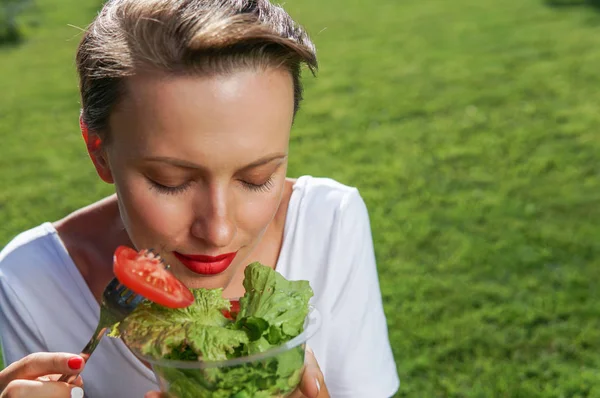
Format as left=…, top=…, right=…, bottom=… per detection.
left=148, top=179, right=191, bottom=195
left=240, top=176, right=274, bottom=193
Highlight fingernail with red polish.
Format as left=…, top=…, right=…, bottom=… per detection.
left=68, top=357, right=84, bottom=370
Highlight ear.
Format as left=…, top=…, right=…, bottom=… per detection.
left=80, top=115, right=114, bottom=184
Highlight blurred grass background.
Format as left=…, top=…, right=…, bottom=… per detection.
left=2, top=0, right=600, bottom=396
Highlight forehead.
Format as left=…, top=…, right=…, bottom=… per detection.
left=115, top=68, right=294, bottom=124
left=107, top=68, right=295, bottom=161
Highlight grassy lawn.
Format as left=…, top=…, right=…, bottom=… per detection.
left=2, top=0, right=600, bottom=396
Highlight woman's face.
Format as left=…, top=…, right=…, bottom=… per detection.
left=99, top=67, right=295, bottom=289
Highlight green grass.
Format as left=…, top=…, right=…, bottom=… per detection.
left=2, top=0, right=600, bottom=396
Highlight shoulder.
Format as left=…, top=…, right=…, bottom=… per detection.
left=0, top=222, right=65, bottom=282
left=289, top=175, right=368, bottom=224
left=279, top=176, right=373, bottom=281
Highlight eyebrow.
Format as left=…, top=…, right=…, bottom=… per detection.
left=143, top=153, right=288, bottom=171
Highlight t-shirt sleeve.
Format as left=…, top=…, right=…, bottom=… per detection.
left=324, top=189, right=400, bottom=398
left=0, top=275, right=47, bottom=367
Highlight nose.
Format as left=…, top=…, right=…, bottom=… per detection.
left=190, top=183, right=236, bottom=248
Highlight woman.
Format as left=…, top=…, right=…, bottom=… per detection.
left=0, top=0, right=399, bottom=397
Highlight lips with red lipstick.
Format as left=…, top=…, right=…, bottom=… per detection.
left=173, top=251, right=238, bottom=275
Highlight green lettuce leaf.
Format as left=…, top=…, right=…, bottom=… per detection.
left=120, top=288, right=248, bottom=361
left=170, top=344, right=305, bottom=398
left=236, top=262, right=314, bottom=353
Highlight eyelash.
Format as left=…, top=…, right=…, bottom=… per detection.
left=149, top=180, right=191, bottom=195
left=148, top=176, right=275, bottom=195
left=240, top=176, right=274, bottom=193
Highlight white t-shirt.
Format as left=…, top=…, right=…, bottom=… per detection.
left=0, top=176, right=399, bottom=398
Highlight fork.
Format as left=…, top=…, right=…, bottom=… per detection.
left=57, top=249, right=166, bottom=383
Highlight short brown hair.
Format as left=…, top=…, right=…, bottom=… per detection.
left=76, top=0, right=318, bottom=142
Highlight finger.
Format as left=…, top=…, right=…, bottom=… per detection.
left=1, top=379, right=83, bottom=398
left=299, top=346, right=328, bottom=398
left=144, top=392, right=168, bottom=398
left=0, top=353, right=85, bottom=386
left=47, top=374, right=84, bottom=388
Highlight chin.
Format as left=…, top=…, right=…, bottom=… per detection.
left=176, top=267, right=236, bottom=290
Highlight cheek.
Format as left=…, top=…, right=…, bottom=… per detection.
left=236, top=196, right=280, bottom=235
left=234, top=180, right=286, bottom=239
left=115, top=176, right=191, bottom=249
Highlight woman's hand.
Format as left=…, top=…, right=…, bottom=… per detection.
left=288, top=346, right=329, bottom=398
left=0, top=352, right=85, bottom=397
left=144, top=345, right=328, bottom=398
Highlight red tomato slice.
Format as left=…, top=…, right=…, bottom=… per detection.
left=221, top=299, right=241, bottom=320
left=113, top=246, right=194, bottom=309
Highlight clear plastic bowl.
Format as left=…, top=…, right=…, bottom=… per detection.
left=128, top=306, right=321, bottom=398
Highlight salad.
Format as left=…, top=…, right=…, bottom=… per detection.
left=109, top=246, right=315, bottom=398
